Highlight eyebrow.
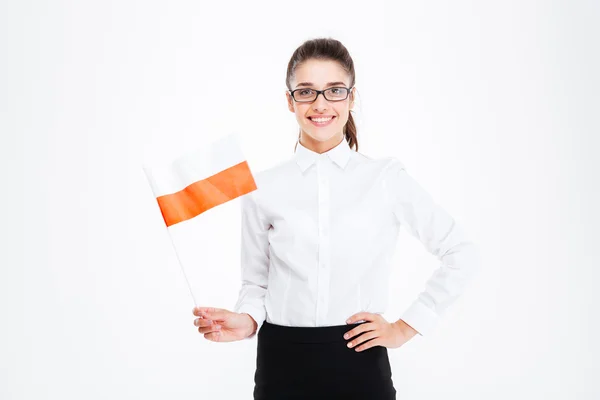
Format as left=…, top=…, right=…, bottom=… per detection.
left=295, top=81, right=347, bottom=88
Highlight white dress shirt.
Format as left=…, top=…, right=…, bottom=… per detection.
left=233, top=137, right=481, bottom=338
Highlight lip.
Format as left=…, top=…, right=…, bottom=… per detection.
left=307, top=115, right=336, bottom=127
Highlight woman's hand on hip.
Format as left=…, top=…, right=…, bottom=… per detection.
left=192, top=307, right=257, bottom=342
left=343, top=312, right=419, bottom=352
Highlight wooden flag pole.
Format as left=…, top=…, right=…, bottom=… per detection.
left=165, top=229, right=198, bottom=307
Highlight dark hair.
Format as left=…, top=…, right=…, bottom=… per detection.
left=286, top=37, right=359, bottom=152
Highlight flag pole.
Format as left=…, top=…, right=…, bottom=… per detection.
left=165, top=229, right=198, bottom=307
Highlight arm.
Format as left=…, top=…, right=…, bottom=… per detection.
left=384, top=158, right=482, bottom=337
left=232, top=189, right=270, bottom=339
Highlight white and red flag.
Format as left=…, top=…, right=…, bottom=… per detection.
left=143, top=132, right=257, bottom=305
left=144, top=132, right=257, bottom=227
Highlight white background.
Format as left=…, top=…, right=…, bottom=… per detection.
left=1, top=0, right=599, bottom=399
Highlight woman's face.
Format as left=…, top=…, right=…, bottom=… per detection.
left=286, top=59, right=355, bottom=152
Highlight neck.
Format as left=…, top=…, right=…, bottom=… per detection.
left=300, top=132, right=344, bottom=154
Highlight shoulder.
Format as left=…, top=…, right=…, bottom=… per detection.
left=350, top=150, right=407, bottom=175
left=243, top=158, right=295, bottom=204
left=252, top=158, right=296, bottom=187
left=379, top=156, right=407, bottom=174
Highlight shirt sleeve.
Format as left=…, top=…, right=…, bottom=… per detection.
left=232, top=188, right=270, bottom=339
left=383, top=158, right=482, bottom=337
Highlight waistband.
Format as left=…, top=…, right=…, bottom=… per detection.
left=258, top=320, right=367, bottom=344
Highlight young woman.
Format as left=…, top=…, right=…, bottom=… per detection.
left=192, top=37, right=480, bottom=399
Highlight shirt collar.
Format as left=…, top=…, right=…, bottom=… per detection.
left=294, top=136, right=352, bottom=172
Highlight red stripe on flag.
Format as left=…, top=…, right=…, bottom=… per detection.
left=156, top=161, right=257, bottom=227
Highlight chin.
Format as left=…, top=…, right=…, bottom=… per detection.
left=305, top=128, right=338, bottom=142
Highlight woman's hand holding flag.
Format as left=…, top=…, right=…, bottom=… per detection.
left=192, top=307, right=258, bottom=342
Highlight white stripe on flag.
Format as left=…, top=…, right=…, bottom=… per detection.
left=143, top=132, right=246, bottom=198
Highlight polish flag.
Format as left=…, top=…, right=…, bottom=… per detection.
left=143, top=132, right=257, bottom=227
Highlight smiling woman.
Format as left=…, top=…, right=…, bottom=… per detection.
left=285, top=40, right=359, bottom=155
left=193, top=36, right=481, bottom=400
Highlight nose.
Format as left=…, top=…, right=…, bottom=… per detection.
left=312, top=91, right=329, bottom=111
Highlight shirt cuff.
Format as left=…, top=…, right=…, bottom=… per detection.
left=234, top=304, right=266, bottom=340
left=400, top=299, right=440, bottom=337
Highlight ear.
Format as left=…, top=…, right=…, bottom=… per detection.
left=286, top=91, right=295, bottom=113
left=349, top=87, right=356, bottom=110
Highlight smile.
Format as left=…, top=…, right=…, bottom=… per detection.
left=308, top=116, right=335, bottom=127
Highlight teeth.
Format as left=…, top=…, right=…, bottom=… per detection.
left=311, top=117, right=333, bottom=123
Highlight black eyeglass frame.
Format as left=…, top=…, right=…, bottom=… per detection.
left=288, top=86, right=354, bottom=103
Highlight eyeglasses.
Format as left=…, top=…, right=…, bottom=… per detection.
left=288, top=86, right=353, bottom=103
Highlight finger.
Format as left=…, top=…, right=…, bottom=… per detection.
left=203, top=309, right=227, bottom=321
left=346, top=312, right=375, bottom=324
left=198, top=324, right=221, bottom=334
left=204, top=330, right=222, bottom=341
left=193, top=307, right=227, bottom=321
left=343, top=322, right=377, bottom=340
left=193, top=307, right=211, bottom=316
left=355, top=337, right=381, bottom=352
left=347, top=331, right=379, bottom=350
left=193, top=318, right=215, bottom=328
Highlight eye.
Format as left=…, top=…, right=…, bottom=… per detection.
left=299, top=89, right=313, bottom=96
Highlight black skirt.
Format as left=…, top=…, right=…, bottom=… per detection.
left=253, top=320, right=397, bottom=399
